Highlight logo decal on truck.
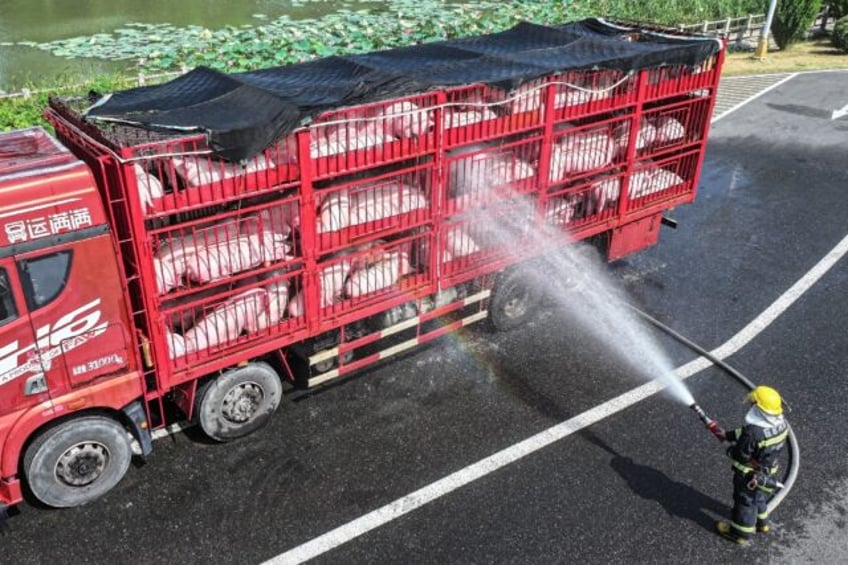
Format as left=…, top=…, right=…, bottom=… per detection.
left=3, top=207, right=93, bottom=244
left=0, top=298, right=107, bottom=388
left=71, top=353, right=125, bottom=377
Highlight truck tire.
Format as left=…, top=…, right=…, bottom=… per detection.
left=196, top=362, right=282, bottom=442
left=489, top=265, right=545, bottom=331
left=313, top=357, right=335, bottom=373
left=313, top=349, right=354, bottom=373
left=23, top=416, right=132, bottom=508
left=556, top=242, right=604, bottom=293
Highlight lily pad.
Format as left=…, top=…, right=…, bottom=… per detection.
left=17, top=0, right=585, bottom=75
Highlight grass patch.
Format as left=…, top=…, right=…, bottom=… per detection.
left=0, top=74, right=147, bottom=132
left=723, top=37, right=848, bottom=75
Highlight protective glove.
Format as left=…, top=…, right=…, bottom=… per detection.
left=707, top=421, right=726, bottom=441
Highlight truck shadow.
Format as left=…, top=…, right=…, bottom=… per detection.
left=580, top=429, right=727, bottom=534
left=765, top=102, right=832, bottom=120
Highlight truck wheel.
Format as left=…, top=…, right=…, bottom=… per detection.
left=489, top=266, right=544, bottom=331
left=23, top=416, right=132, bottom=508
left=556, top=242, right=603, bottom=292
left=313, top=358, right=335, bottom=373
left=196, top=362, right=282, bottom=442
left=313, top=350, right=354, bottom=373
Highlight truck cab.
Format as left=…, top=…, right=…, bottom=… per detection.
left=0, top=127, right=143, bottom=510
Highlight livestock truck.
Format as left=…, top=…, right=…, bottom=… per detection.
left=0, top=19, right=723, bottom=517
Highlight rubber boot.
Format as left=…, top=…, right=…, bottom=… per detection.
left=757, top=519, right=773, bottom=534
left=716, top=521, right=750, bottom=546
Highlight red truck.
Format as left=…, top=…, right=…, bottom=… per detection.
left=0, top=19, right=723, bottom=517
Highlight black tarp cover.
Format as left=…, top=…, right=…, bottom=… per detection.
left=85, top=18, right=722, bottom=162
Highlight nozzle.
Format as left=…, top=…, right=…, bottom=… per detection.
left=690, top=403, right=712, bottom=426
left=691, top=403, right=726, bottom=441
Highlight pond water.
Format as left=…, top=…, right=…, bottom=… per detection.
left=0, top=0, right=376, bottom=92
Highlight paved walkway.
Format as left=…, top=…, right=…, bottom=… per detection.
left=712, top=72, right=794, bottom=120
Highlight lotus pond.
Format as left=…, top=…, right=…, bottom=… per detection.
left=0, top=0, right=588, bottom=93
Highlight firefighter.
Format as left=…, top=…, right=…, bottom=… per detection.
left=708, top=385, right=789, bottom=546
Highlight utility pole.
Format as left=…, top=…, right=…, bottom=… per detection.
left=755, top=0, right=779, bottom=59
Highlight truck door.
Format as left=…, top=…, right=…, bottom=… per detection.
left=13, top=234, right=133, bottom=401
left=0, top=257, right=50, bottom=416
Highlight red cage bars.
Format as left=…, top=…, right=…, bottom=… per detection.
left=127, top=133, right=300, bottom=217
left=443, top=136, right=540, bottom=216
left=163, top=266, right=307, bottom=369
left=440, top=197, right=538, bottom=283
left=442, top=82, right=544, bottom=146
left=46, top=46, right=723, bottom=388
left=309, top=92, right=440, bottom=180
left=309, top=229, right=432, bottom=327
left=551, top=69, right=639, bottom=121
left=543, top=171, right=625, bottom=231
left=547, top=114, right=632, bottom=187
left=149, top=197, right=301, bottom=297
left=625, top=149, right=702, bottom=211
left=313, top=163, right=433, bottom=254
left=635, top=94, right=713, bottom=158
left=644, top=58, right=720, bottom=101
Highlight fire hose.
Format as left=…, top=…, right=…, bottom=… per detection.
left=626, top=304, right=799, bottom=514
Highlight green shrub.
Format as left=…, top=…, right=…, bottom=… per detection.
left=833, top=15, right=848, bottom=51
left=0, top=74, right=139, bottom=132
left=827, top=1, right=848, bottom=19
left=769, top=0, right=823, bottom=49
left=0, top=93, right=51, bottom=131
left=589, top=0, right=761, bottom=25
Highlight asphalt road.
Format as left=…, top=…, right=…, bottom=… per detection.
left=4, top=70, right=848, bottom=564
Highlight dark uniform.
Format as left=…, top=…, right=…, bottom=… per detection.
left=724, top=418, right=789, bottom=539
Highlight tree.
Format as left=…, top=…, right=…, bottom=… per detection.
left=832, top=15, right=848, bottom=52
left=827, top=1, right=848, bottom=19
left=768, top=0, right=824, bottom=49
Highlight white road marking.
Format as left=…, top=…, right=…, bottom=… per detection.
left=265, top=237, right=848, bottom=563
left=832, top=102, right=848, bottom=121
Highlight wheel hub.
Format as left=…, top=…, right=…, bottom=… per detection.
left=503, top=289, right=529, bottom=318
left=55, top=442, right=109, bottom=487
left=221, top=381, right=264, bottom=423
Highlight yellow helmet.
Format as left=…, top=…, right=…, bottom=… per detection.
left=747, top=385, right=783, bottom=416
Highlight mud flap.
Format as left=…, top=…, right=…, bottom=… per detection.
left=607, top=213, right=661, bottom=261
left=123, top=400, right=153, bottom=456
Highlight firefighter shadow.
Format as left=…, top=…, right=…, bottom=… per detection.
left=580, top=429, right=727, bottom=533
